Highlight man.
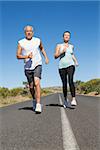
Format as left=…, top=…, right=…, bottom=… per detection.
left=16, top=25, right=49, bottom=113
left=54, top=31, right=79, bottom=108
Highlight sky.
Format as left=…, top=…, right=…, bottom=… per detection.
left=0, top=1, right=100, bottom=88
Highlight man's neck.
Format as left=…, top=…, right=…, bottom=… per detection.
left=26, top=37, right=33, bottom=40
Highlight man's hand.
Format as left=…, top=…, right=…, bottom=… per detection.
left=27, top=52, right=33, bottom=59
left=45, top=57, right=49, bottom=64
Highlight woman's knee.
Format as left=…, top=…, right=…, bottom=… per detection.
left=62, top=81, right=67, bottom=88
left=68, top=76, right=74, bottom=84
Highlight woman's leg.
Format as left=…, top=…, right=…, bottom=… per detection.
left=59, top=68, right=67, bottom=100
left=67, top=65, right=75, bottom=98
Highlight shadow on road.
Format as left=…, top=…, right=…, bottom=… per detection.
left=45, top=103, right=63, bottom=107
left=45, top=104, right=75, bottom=109
left=18, top=104, right=75, bottom=111
left=19, top=107, right=33, bottom=111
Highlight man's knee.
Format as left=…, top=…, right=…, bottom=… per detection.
left=34, top=77, right=40, bottom=87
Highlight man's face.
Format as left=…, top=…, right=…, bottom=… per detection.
left=25, top=27, right=33, bottom=40
left=63, top=32, right=70, bottom=42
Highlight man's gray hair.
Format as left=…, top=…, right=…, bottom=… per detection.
left=24, top=25, right=34, bottom=32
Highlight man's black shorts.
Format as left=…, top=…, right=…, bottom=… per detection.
left=25, top=65, right=42, bottom=84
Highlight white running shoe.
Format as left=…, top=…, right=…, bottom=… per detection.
left=63, top=99, right=73, bottom=108
left=35, top=103, right=42, bottom=113
left=71, top=99, right=77, bottom=106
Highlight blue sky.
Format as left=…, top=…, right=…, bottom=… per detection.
left=0, top=1, right=100, bottom=88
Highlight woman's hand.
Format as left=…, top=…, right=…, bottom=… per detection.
left=75, top=61, right=79, bottom=66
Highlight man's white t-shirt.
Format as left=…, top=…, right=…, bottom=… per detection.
left=18, top=37, right=42, bottom=70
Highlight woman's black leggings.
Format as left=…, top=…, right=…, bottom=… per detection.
left=59, top=65, right=75, bottom=99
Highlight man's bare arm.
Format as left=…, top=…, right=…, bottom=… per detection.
left=39, top=41, right=49, bottom=64
left=16, top=44, right=32, bottom=59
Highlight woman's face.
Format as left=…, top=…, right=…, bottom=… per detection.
left=63, top=32, right=70, bottom=42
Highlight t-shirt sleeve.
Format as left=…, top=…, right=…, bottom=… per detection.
left=70, top=45, right=74, bottom=54
left=18, top=40, right=22, bottom=46
left=18, top=39, right=24, bottom=49
left=38, top=38, right=41, bottom=46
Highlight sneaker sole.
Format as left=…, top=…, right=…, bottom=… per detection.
left=71, top=104, right=77, bottom=106
left=35, top=111, right=42, bottom=114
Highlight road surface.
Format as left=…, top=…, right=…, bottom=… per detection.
left=0, top=93, right=100, bottom=150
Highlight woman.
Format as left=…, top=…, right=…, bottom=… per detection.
left=54, top=31, right=79, bottom=108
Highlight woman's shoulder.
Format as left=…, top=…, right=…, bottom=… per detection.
left=69, top=43, right=74, bottom=49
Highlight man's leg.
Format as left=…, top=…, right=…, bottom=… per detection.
left=29, top=81, right=35, bottom=99
left=29, top=81, right=36, bottom=110
left=34, top=77, right=42, bottom=113
left=34, top=77, right=41, bottom=104
left=33, top=65, right=42, bottom=113
left=25, top=70, right=36, bottom=110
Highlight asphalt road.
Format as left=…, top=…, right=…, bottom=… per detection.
left=0, top=93, right=100, bottom=150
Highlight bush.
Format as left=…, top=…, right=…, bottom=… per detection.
left=76, top=79, right=100, bottom=94
left=94, top=84, right=100, bottom=94
left=0, top=87, right=10, bottom=98
left=20, top=89, right=29, bottom=96
left=41, top=89, right=52, bottom=95
left=10, top=88, right=24, bottom=97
